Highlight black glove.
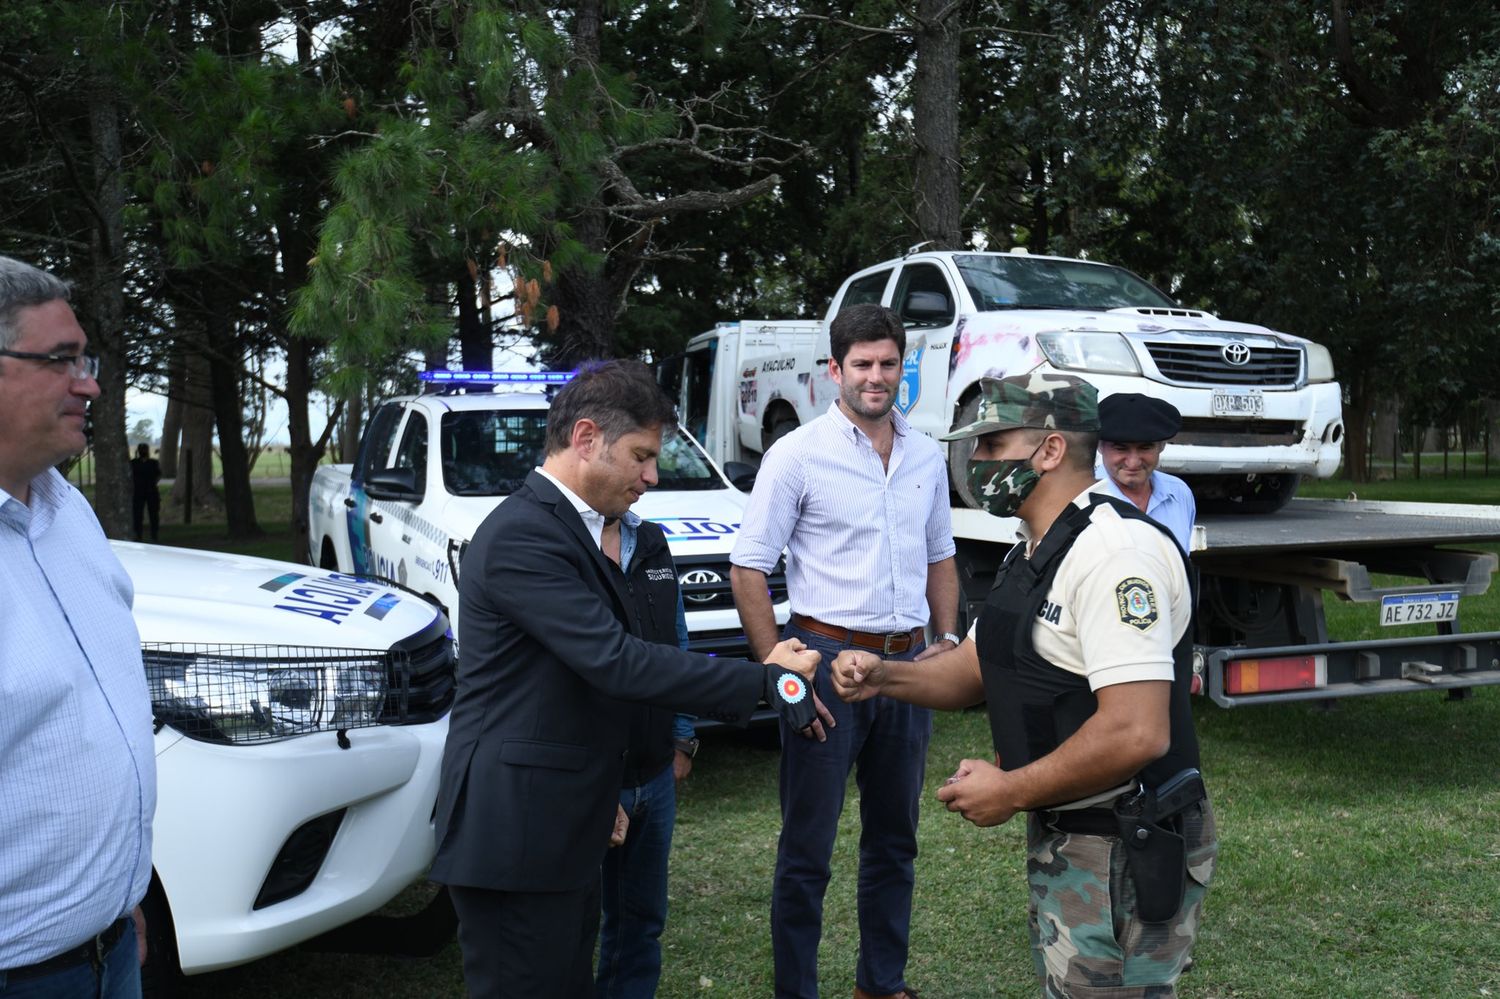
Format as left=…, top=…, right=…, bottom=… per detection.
left=764, top=665, right=816, bottom=732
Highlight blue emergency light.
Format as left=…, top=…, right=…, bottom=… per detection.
left=418, top=369, right=576, bottom=385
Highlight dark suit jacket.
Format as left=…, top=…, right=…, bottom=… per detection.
left=430, top=470, right=767, bottom=893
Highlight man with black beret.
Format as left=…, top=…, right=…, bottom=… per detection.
left=1096, top=393, right=1195, bottom=552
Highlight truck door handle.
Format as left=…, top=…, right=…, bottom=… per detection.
left=343, top=497, right=356, bottom=509
left=369, top=510, right=384, bottom=524
left=814, top=356, right=830, bottom=366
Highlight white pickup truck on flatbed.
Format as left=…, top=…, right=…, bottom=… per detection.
left=671, top=247, right=1344, bottom=512
left=307, top=372, right=787, bottom=662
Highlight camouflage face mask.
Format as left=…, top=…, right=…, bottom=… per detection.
left=967, top=440, right=1045, bottom=518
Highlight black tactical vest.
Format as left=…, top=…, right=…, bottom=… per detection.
left=975, top=494, right=1200, bottom=797
left=614, top=520, right=685, bottom=787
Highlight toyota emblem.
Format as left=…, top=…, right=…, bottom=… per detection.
left=678, top=568, right=724, bottom=604
left=1222, top=341, right=1251, bottom=366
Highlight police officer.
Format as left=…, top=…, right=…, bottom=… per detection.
left=1096, top=393, right=1195, bottom=552
left=829, top=372, right=1216, bottom=999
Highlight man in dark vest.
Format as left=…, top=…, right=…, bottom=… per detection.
left=829, top=372, right=1216, bottom=998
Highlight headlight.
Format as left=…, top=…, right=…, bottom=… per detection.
left=1036, top=332, right=1141, bottom=375
left=144, top=645, right=389, bottom=744
left=1305, top=342, right=1335, bottom=383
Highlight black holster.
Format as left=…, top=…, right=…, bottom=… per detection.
left=1113, top=768, right=1205, bottom=923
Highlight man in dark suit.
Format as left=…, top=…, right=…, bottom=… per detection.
left=430, top=359, right=819, bottom=999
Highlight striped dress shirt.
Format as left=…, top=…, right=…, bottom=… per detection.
left=1, top=470, right=156, bottom=968
left=732, top=403, right=955, bottom=632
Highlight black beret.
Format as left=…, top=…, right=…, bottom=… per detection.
left=1098, top=393, right=1182, bottom=442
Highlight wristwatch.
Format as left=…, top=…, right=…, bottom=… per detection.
left=674, top=737, right=701, bottom=759
left=936, top=632, right=962, bottom=646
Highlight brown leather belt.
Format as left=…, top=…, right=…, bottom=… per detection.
left=2, top=917, right=130, bottom=982
left=790, top=614, right=923, bottom=655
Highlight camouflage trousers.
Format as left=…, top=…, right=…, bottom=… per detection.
left=1025, top=799, right=1217, bottom=999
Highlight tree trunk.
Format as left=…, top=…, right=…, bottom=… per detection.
left=159, top=343, right=185, bottom=478
left=1370, top=396, right=1398, bottom=462
left=912, top=0, right=963, bottom=249
left=457, top=269, right=492, bottom=370
left=1343, top=375, right=1370, bottom=483
left=204, top=288, right=259, bottom=538
left=86, top=85, right=131, bottom=537
left=340, top=389, right=364, bottom=466
left=170, top=344, right=220, bottom=513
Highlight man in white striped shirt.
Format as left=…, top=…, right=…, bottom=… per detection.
left=731, top=303, right=958, bottom=999
left=0, top=256, right=155, bottom=997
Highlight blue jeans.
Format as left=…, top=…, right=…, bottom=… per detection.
left=596, top=761, right=677, bottom=999
left=0, top=920, right=141, bottom=998
left=772, top=622, right=932, bottom=999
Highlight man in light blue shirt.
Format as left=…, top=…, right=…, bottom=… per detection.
left=1095, top=393, right=1196, bottom=552
left=731, top=304, right=958, bottom=999
left=0, top=256, right=156, bottom=997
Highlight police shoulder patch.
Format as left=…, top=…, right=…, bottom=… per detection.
left=1114, top=576, right=1158, bottom=631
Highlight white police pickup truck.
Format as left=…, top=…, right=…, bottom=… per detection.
left=118, top=541, right=454, bottom=992
left=307, top=371, right=786, bottom=662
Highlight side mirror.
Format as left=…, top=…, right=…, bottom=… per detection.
left=723, top=461, right=758, bottom=491
left=365, top=468, right=420, bottom=501
left=903, top=290, right=953, bottom=323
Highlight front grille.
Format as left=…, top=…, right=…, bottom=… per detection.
left=1146, top=341, right=1302, bottom=386
left=1176, top=418, right=1303, bottom=447
left=685, top=628, right=754, bottom=658
left=674, top=554, right=787, bottom=611
left=383, top=632, right=456, bottom=725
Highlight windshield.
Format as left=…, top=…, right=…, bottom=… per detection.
left=954, top=254, right=1177, bottom=311
left=440, top=410, right=724, bottom=496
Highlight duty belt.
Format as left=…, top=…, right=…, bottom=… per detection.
left=791, top=614, right=922, bottom=655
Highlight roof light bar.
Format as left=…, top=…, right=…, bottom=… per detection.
left=419, top=370, right=576, bottom=385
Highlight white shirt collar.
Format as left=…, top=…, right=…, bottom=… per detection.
left=534, top=467, right=641, bottom=549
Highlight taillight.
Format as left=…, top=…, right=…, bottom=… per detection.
left=1224, top=655, right=1326, bottom=695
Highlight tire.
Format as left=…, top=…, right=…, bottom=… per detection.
left=319, top=537, right=339, bottom=570
left=139, top=877, right=181, bottom=999
left=948, top=394, right=984, bottom=509
left=762, top=409, right=799, bottom=451
left=1191, top=473, right=1302, bottom=514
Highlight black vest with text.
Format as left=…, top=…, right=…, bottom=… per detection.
left=975, top=494, right=1200, bottom=797
left=615, top=520, right=685, bottom=787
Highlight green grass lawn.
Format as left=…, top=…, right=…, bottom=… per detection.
left=164, top=474, right=1500, bottom=998
left=177, top=691, right=1500, bottom=999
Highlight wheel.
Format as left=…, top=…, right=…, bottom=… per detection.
left=762, top=408, right=799, bottom=451
left=139, top=877, right=181, bottom=999
left=948, top=394, right=984, bottom=508
left=1191, top=473, right=1302, bottom=514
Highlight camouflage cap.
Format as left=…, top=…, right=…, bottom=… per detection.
left=940, top=372, right=1100, bottom=441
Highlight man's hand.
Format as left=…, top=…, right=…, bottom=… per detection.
left=673, top=749, right=693, bottom=781
left=609, top=804, right=630, bottom=847
left=132, top=904, right=147, bottom=967
left=764, top=637, right=820, bottom=681
left=831, top=649, right=886, bottom=702
left=935, top=756, right=1018, bottom=828
left=763, top=640, right=822, bottom=735
left=795, top=691, right=836, bottom=742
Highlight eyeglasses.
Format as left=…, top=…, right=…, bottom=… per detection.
left=0, top=348, right=101, bottom=380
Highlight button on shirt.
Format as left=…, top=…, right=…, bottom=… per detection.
left=732, top=403, right=955, bottom=632
left=1094, top=466, right=1196, bottom=553
left=0, top=470, right=156, bottom=968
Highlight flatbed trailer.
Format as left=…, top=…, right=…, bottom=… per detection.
left=952, top=499, right=1500, bottom=708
